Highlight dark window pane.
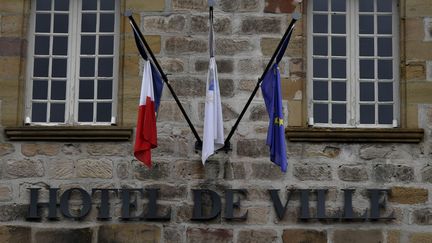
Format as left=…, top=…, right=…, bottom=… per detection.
left=51, top=80, right=66, bottom=100
left=332, top=104, right=346, bottom=124
left=359, top=15, right=374, bottom=34
left=32, top=103, right=47, bottom=122
left=378, top=60, right=393, bottom=79
left=34, top=36, right=50, bottom=55
left=378, top=105, right=393, bottom=124
left=332, top=59, right=346, bottom=78
left=360, top=82, right=375, bottom=101
left=313, top=59, right=328, bottom=78
left=332, top=82, right=346, bottom=101
left=360, top=105, right=375, bottom=124
left=378, top=16, right=392, bottom=34
left=96, top=103, right=112, bottom=122
left=82, top=0, right=97, bottom=10
left=314, top=104, right=328, bottom=123
left=80, top=58, right=95, bottom=77
left=37, top=0, right=51, bottom=10
left=359, top=0, right=374, bottom=12
left=331, top=15, right=345, bottom=34
left=32, top=80, right=48, bottom=99
left=313, top=36, right=327, bottom=56
left=99, top=36, right=114, bottom=54
left=377, top=0, right=392, bottom=12
left=54, top=14, right=68, bottom=33
left=54, top=0, right=69, bottom=11
left=331, top=0, right=345, bottom=11
left=331, top=37, right=345, bottom=56
left=100, top=0, right=115, bottom=10
left=313, top=14, right=328, bottom=33
left=360, top=38, right=374, bottom=56
left=313, top=0, right=327, bottom=11
left=100, top=14, right=115, bottom=32
left=81, top=36, right=96, bottom=54
left=97, top=80, right=113, bottom=99
left=98, top=58, right=113, bottom=77
left=50, top=103, right=65, bottom=122
left=81, top=14, right=96, bottom=32
left=36, top=14, right=51, bottom=33
left=33, top=58, right=49, bottom=77
left=360, top=59, right=374, bottom=79
left=78, top=102, right=93, bottom=122
left=53, top=36, right=68, bottom=55
left=51, top=58, right=67, bottom=77
left=378, top=82, right=393, bottom=101
left=79, top=80, right=94, bottom=99
left=378, top=38, right=392, bottom=57
left=313, top=80, right=328, bottom=100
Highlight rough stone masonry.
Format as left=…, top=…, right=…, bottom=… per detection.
left=0, top=0, right=432, bottom=242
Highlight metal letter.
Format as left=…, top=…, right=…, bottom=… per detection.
left=368, top=189, right=395, bottom=220
left=142, top=188, right=171, bottom=221
left=60, top=188, right=91, bottom=220
left=224, top=189, right=248, bottom=220
left=92, top=188, right=118, bottom=220
left=269, top=189, right=293, bottom=220
left=120, top=189, right=144, bottom=220
left=191, top=189, right=221, bottom=220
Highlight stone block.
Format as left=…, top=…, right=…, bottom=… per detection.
left=406, top=62, right=426, bottom=81
left=217, top=0, right=260, bottom=12
left=239, top=0, right=260, bottom=11
left=194, top=59, right=234, bottom=74
left=238, top=229, right=277, bottom=243
left=219, top=79, right=235, bottom=97
left=0, top=226, right=31, bottom=243
left=406, top=0, right=432, bottom=17
left=76, top=158, right=113, bottom=179
left=287, top=100, right=303, bottom=126
left=61, top=144, right=81, bottom=155
left=372, top=164, right=414, bottom=183
left=160, top=58, right=186, bottom=73
left=237, top=58, right=264, bottom=75
left=421, top=165, right=432, bottom=183
left=0, top=0, right=25, bottom=13
left=282, top=229, right=327, bottom=243
left=191, top=15, right=232, bottom=34
left=98, top=224, right=161, bottom=243
left=265, top=0, right=297, bottom=13
left=117, top=162, right=130, bottom=179
left=174, top=160, right=206, bottom=179
left=409, top=233, right=432, bottom=243
left=126, top=0, right=165, bottom=11
left=294, top=163, right=332, bottom=181
left=249, top=104, right=267, bottom=121
left=387, top=230, right=400, bottom=243
left=49, top=160, right=74, bottom=179
left=153, top=135, right=190, bottom=157
left=144, top=35, right=162, bottom=54
left=86, top=143, right=129, bottom=156
left=164, top=226, right=184, bottom=243
left=157, top=101, right=192, bottom=121
left=406, top=103, right=419, bottom=128
left=0, top=14, right=23, bottom=37
left=186, top=228, right=233, bottom=243
left=0, top=57, right=21, bottom=80
left=0, top=37, right=22, bottom=56
left=333, top=230, right=383, bottom=243
left=134, top=160, right=171, bottom=180
left=405, top=18, right=426, bottom=41
left=250, top=162, right=285, bottom=180
left=215, top=38, right=254, bottom=55
left=223, top=161, right=246, bottom=180
left=338, top=164, right=368, bottom=182
left=359, top=144, right=392, bottom=160
left=412, top=208, right=432, bottom=225
left=165, top=36, right=207, bottom=54
left=143, top=15, right=186, bottom=33
left=281, top=78, right=303, bottom=100
left=35, top=228, right=93, bottom=243
left=389, top=187, right=428, bottom=204
left=0, top=186, right=11, bottom=201
left=21, top=143, right=60, bottom=157
left=0, top=143, right=14, bottom=156
left=406, top=41, right=432, bottom=60
left=237, top=139, right=268, bottom=157
left=241, top=16, right=282, bottom=34
left=0, top=204, right=27, bottom=221
left=245, top=207, right=270, bottom=224
left=145, top=183, right=187, bottom=201
left=173, top=0, right=207, bottom=11
left=5, top=159, right=44, bottom=178
left=169, top=76, right=205, bottom=97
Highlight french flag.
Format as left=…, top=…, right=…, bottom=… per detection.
left=134, top=60, right=163, bottom=167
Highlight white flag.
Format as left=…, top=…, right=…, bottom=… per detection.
left=202, top=57, right=224, bottom=164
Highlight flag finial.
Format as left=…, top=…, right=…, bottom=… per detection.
left=124, top=9, right=132, bottom=17
left=208, top=0, right=216, bottom=7
left=292, top=12, right=301, bottom=20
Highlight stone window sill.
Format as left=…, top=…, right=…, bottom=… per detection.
left=285, top=127, right=424, bottom=143
left=4, top=127, right=133, bottom=141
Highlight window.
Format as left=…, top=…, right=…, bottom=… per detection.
left=25, top=0, right=119, bottom=125
left=307, top=0, right=399, bottom=127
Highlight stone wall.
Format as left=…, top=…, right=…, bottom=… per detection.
left=0, top=0, right=432, bottom=242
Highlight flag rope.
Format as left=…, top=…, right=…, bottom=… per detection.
left=126, top=12, right=203, bottom=145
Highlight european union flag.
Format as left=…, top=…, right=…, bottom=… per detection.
left=261, top=63, right=288, bottom=172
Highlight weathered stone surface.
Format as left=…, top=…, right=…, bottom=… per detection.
left=165, top=37, right=207, bottom=54
left=191, top=15, right=232, bottom=34
left=5, top=159, right=44, bottom=178
left=282, top=229, right=327, bottom=243
left=294, top=163, right=332, bottom=181
left=412, top=208, right=432, bottom=225
left=146, top=183, right=187, bottom=200
left=245, top=207, right=270, bottom=224
left=265, top=0, right=297, bottom=13
left=237, top=59, right=263, bottom=75
left=338, top=165, right=368, bottom=182
left=359, top=145, right=392, bottom=160
left=0, top=37, right=22, bottom=56
left=219, top=79, right=235, bottom=97
left=76, top=158, right=113, bottom=179
left=35, top=228, right=93, bottom=243
left=117, top=162, right=130, bottom=179
left=250, top=162, right=284, bottom=180
left=217, top=0, right=260, bottom=12
left=143, top=15, right=186, bottom=33
left=421, top=165, right=432, bottom=182
left=86, top=143, right=129, bottom=156
left=126, top=0, right=165, bottom=11
left=224, top=161, right=246, bottom=180
left=333, top=230, right=383, bottom=243
left=237, top=139, right=268, bottom=157
left=372, top=164, right=414, bottom=183
left=49, top=160, right=74, bottom=179
left=169, top=77, right=205, bottom=97
left=134, top=160, right=171, bottom=180
left=161, top=58, right=185, bottom=73
left=158, top=101, right=192, bottom=121
left=387, top=230, right=400, bottom=243
left=195, top=59, right=233, bottom=74
left=389, top=187, right=428, bottom=204
left=409, top=232, right=432, bottom=243
left=406, top=61, right=426, bottom=81
left=61, top=144, right=81, bottom=155
left=0, top=226, right=31, bottom=243
left=186, top=228, right=233, bottom=243
left=215, top=38, right=254, bottom=55
left=0, top=143, right=14, bottom=156
left=249, top=104, right=267, bottom=121
left=164, top=226, right=183, bottom=243
left=173, top=0, right=207, bottom=11
left=241, top=16, right=282, bottom=34
left=98, top=224, right=161, bottom=243
left=21, top=143, right=60, bottom=157
left=238, top=229, right=277, bottom=243
left=0, top=186, right=11, bottom=201
left=154, top=136, right=190, bottom=157
left=0, top=204, right=27, bottom=222
left=174, top=160, right=206, bottom=179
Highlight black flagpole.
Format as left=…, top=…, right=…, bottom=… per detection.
left=125, top=10, right=203, bottom=145
left=222, top=13, right=301, bottom=150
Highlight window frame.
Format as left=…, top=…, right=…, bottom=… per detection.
left=24, top=0, right=120, bottom=126
left=306, top=0, right=400, bottom=128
